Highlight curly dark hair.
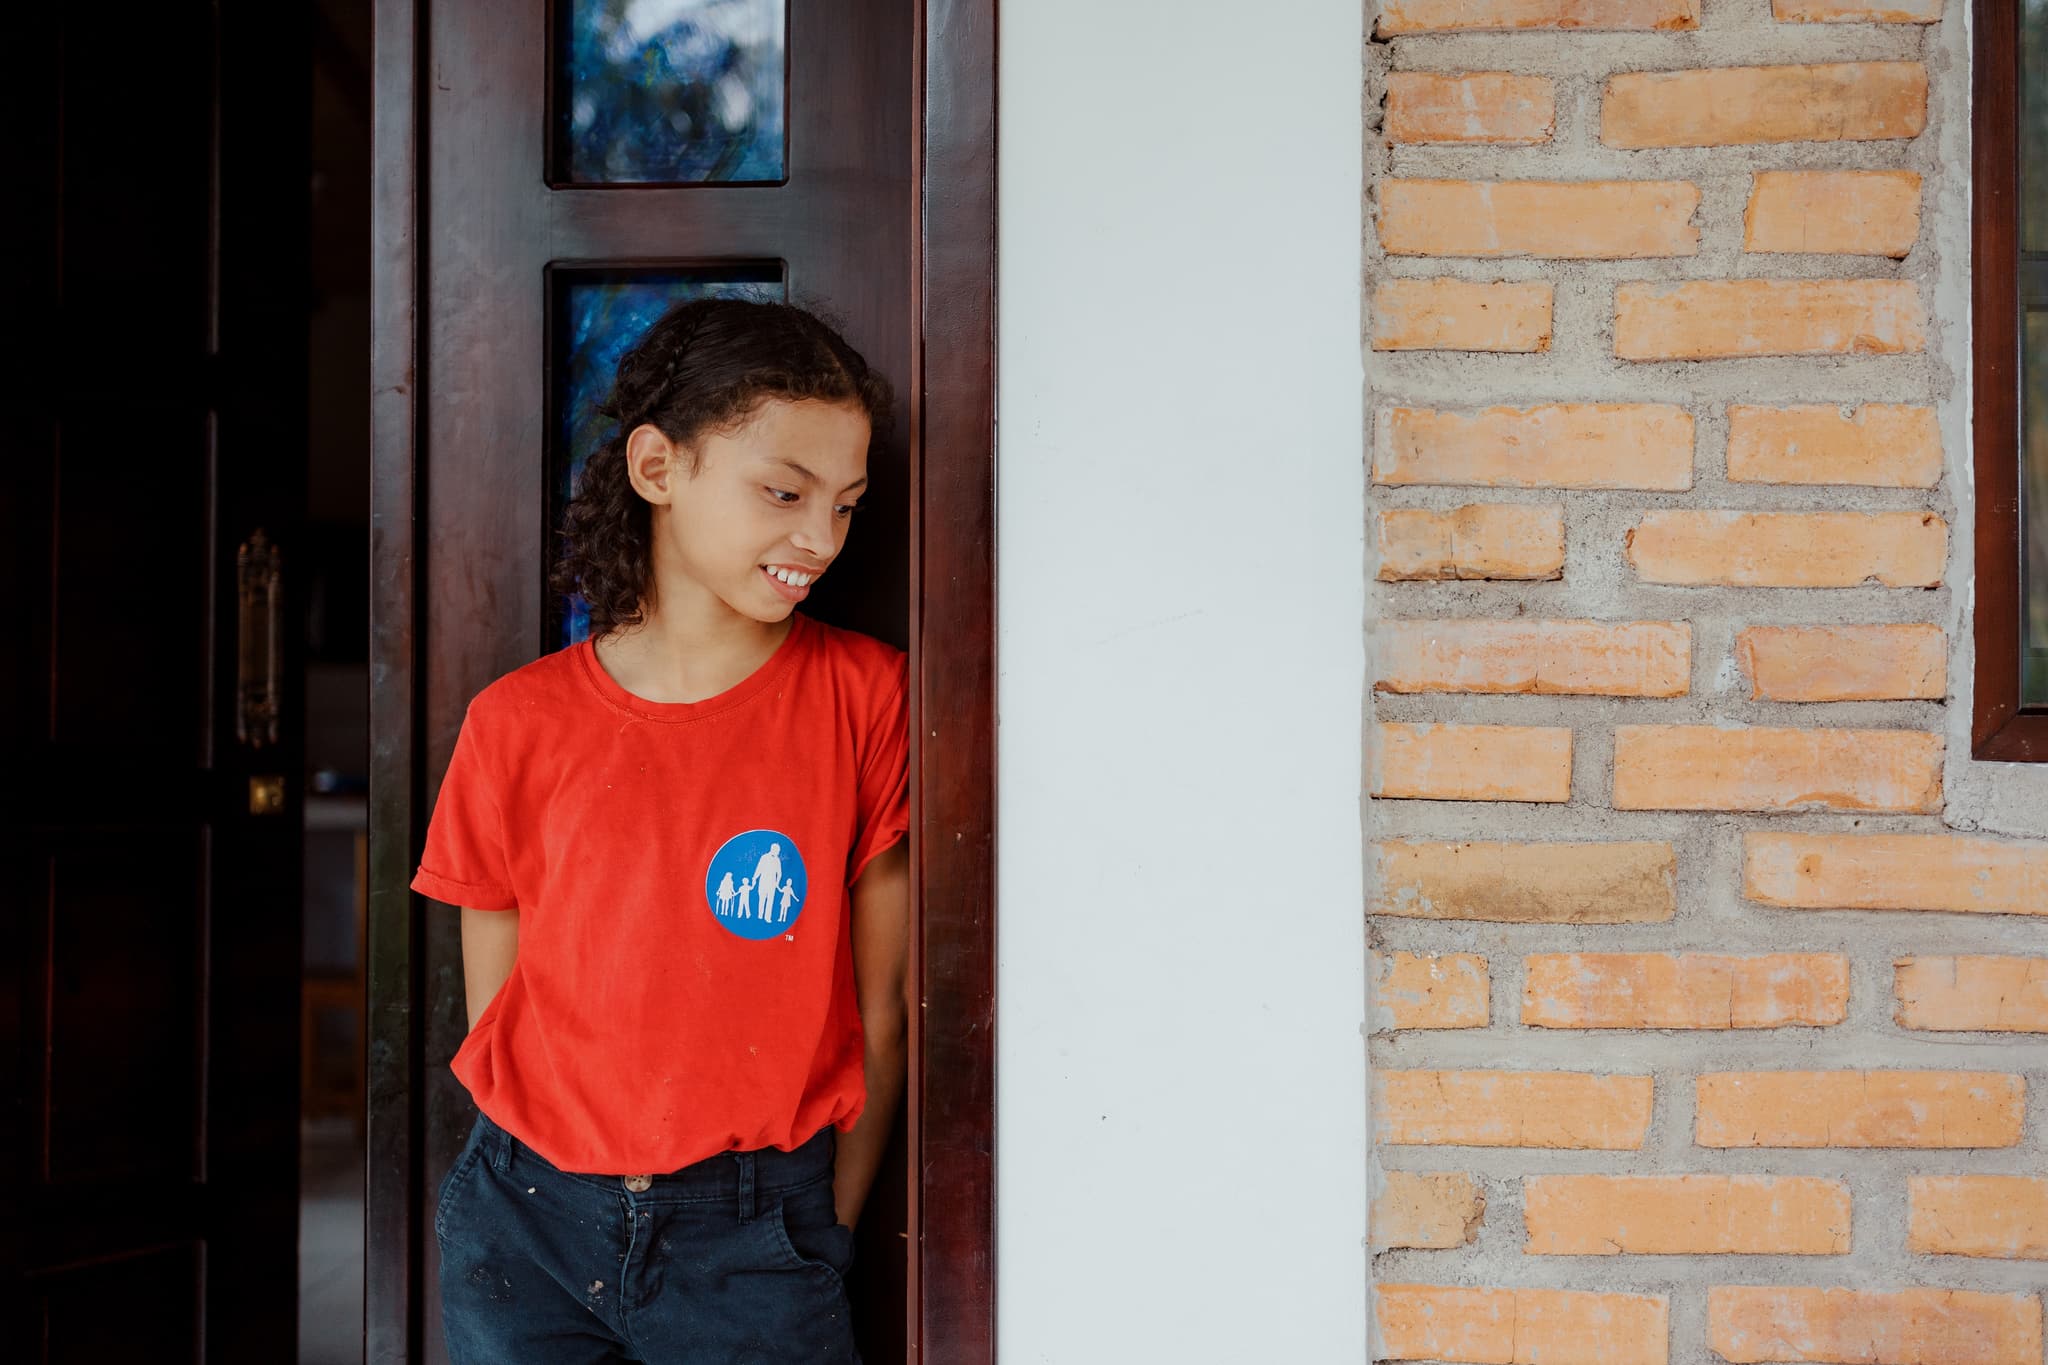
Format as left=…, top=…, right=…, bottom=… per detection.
left=549, top=296, right=893, bottom=639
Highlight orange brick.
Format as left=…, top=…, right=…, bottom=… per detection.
left=1615, top=280, right=1926, bottom=359
left=1376, top=619, right=1690, bottom=697
left=1379, top=180, right=1700, bottom=259
left=1373, top=278, right=1553, bottom=352
left=1379, top=0, right=1698, bottom=33
left=1727, top=404, right=1942, bottom=487
left=1375, top=951, right=1489, bottom=1029
left=1377, top=1070, right=1653, bottom=1148
left=1710, top=1287, right=2041, bottom=1365
left=1736, top=624, right=1946, bottom=701
left=1372, top=1171, right=1485, bottom=1250
left=1602, top=63, right=1928, bottom=148
left=1696, top=1071, right=2026, bottom=1148
left=1522, top=952, right=1848, bottom=1029
left=1376, top=1285, right=1670, bottom=1365
left=1908, top=1177, right=2048, bottom=1259
left=1895, top=957, right=2048, bottom=1033
left=1774, top=0, right=1942, bottom=20
left=1384, top=72, right=1556, bottom=145
left=1376, top=504, right=1565, bottom=582
left=1625, top=510, right=1947, bottom=587
left=1746, top=832, right=2048, bottom=915
left=1525, top=1175, right=1850, bottom=1255
left=1373, top=723, right=1572, bottom=803
left=1373, top=840, right=1678, bottom=924
left=1614, top=725, right=1942, bottom=813
left=1744, top=171, right=1923, bottom=257
left=1376, top=403, right=1694, bottom=489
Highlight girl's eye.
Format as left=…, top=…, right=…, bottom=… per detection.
left=768, top=487, right=857, bottom=516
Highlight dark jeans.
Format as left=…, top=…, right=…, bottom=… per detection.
left=436, top=1109, right=861, bottom=1364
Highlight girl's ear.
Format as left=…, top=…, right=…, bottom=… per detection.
left=622, top=423, right=682, bottom=503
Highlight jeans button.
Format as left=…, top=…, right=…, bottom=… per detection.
left=623, top=1175, right=653, bottom=1193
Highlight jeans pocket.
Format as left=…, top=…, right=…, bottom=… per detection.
left=433, top=1120, right=490, bottom=1242
left=769, top=1178, right=857, bottom=1285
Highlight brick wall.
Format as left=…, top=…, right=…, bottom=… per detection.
left=1364, top=2, right=2048, bottom=1362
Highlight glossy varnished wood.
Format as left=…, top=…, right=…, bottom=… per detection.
left=1972, top=0, right=2048, bottom=758
left=415, top=22, right=913, bottom=1347
left=370, top=1, right=978, bottom=1360
left=915, top=0, right=998, bottom=1358
left=367, top=0, right=424, bottom=1359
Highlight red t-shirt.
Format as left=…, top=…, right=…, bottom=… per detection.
left=409, top=611, right=910, bottom=1174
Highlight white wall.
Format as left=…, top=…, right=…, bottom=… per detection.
left=996, top=4, right=1368, bottom=1358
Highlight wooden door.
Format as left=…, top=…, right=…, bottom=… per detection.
left=7, top=4, right=309, bottom=1361
left=374, top=2, right=996, bottom=1359
left=369, top=1, right=939, bottom=1360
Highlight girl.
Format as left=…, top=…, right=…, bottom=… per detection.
left=411, top=297, right=911, bottom=1364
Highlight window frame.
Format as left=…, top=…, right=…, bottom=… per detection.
left=1971, top=0, right=2048, bottom=757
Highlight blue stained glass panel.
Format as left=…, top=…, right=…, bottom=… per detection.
left=552, top=267, right=786, bottom=646
left=558, top=0, right=787, bottom=184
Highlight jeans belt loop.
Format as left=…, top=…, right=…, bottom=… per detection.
left=493, top=1120, right=514, bottom=1172
left=736, top=1149, right=756, bottom=1222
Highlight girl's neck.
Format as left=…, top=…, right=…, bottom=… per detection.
left=592, top=603, right=796, bottom=706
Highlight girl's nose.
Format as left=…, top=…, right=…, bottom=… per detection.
left=791, top=506, right=838, bottom=556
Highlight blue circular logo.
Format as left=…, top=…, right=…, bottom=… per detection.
left=705, top=828, right=809, bottom=940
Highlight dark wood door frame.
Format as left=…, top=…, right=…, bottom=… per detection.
left=367, top=1, right=996, bottom=1360
left=1969, top=0, right=2048, bottom=760
left=908, top=1, right=996, bottom=1358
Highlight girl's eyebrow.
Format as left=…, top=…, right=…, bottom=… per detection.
left=771, top=457, right=868, bottom=493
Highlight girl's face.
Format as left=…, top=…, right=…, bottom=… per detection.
left=628, top=396, right=871, bottom=625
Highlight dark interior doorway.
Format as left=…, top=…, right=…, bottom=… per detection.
left=9, top=0, right=990, bottom=1359
left=13, top=3, right=350, bottom=1361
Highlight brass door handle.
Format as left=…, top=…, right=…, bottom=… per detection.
left=236, top=528, right=282, bottom=749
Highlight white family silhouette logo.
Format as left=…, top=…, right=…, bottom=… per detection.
left=703, top=828, right=809, bottom=941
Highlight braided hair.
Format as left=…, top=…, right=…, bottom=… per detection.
left=550, top=296, right=893, bottom=640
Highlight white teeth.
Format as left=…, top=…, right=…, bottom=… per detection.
left=767, top=566, right=812, bottom=587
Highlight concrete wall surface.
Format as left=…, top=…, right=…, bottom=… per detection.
left=997, top=1, right=1369, bottom=1360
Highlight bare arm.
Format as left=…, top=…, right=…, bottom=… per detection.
left=459, top=907, right=521, bottom=1031
left=832, top=838, right=911, bottom=1228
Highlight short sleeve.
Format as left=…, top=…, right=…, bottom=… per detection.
left=411, top=700, right=520, bottom=910
left=846, top=653, right=910, bottom=886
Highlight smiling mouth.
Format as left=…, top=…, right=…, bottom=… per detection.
left=762, top=564, right=819, bottom=588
